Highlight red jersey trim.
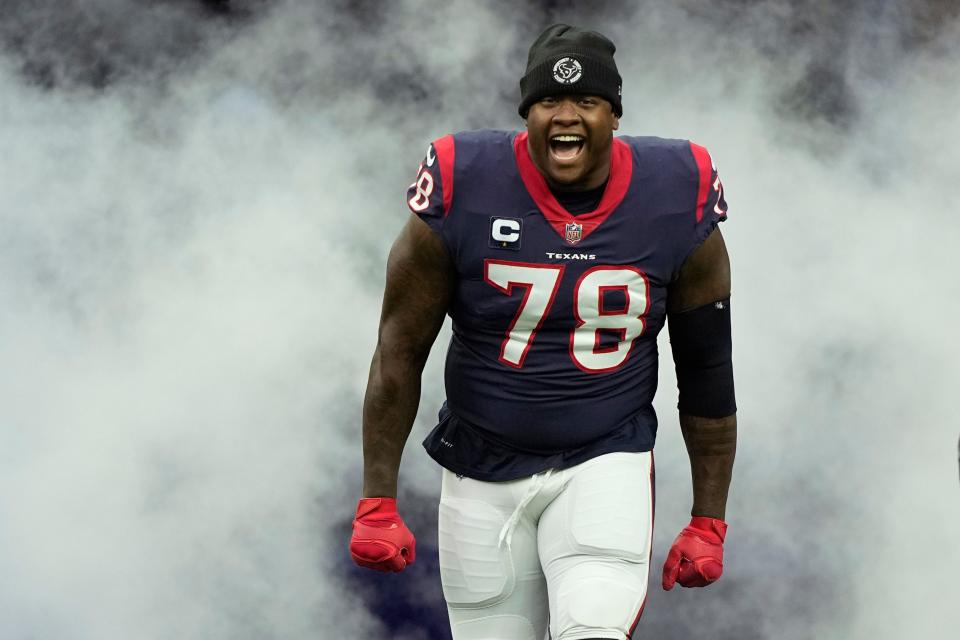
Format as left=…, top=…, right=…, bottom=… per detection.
left=513, top=132, right=633, bottom=244
left=435, top=134, right=455, bottom=217
left=689, top=142, right=712, bottom=224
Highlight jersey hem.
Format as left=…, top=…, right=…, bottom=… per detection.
left=422, top=406, right=656, bottom=481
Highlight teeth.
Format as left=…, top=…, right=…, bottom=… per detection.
left=551, top=135, right=584, bottom=142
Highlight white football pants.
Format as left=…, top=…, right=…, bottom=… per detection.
left=438, top=451, right=654, bottom=640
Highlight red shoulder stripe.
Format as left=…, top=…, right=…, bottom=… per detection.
left=689, top=142, right=712, bottom=224
left=434, top=135, right=455, bottom=216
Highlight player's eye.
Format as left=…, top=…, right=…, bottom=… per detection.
left=540, top=96, right=558, bottom=105
left=578, top=97, right=597, bottom=106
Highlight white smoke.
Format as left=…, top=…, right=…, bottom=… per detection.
left=0, top=1, right=957, bottom=638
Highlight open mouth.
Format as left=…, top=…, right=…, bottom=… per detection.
left=549, top=134, right=585, bottom=162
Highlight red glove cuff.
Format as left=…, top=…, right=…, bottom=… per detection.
left=355, top=496, right=398, bottom=520
left=688, top=516, right=728, bottom=544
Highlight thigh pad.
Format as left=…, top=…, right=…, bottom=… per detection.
left=565, top=461, right=652, bottom=561
left=439, top=496, right=514, bottom=609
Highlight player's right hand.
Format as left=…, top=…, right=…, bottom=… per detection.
left=349, top=497, right=416, bottom=572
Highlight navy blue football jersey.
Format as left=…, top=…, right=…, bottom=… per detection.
left=407, top=130, right=727, bottom=480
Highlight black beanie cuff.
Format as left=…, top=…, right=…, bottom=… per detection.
left=519, top=53, right=622, bottom=117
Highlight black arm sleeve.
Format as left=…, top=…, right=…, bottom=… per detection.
left=668, top=297, right=736, bottom=418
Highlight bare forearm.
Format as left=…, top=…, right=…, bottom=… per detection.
left=358, top=215, right=451, bottom=498
left=679, top=413, right=737, bottom=520
left=361, top=346, right=426, bottom=498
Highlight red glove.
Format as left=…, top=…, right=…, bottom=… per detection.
left=349, top=497, right=416, bottom=573
left=662, top=516, right=727, bottom=590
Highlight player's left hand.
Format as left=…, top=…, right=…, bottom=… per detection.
left=662, top=516, right=727, bottom=590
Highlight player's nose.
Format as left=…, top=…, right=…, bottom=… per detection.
left=552, top=98, right=581, bottom=124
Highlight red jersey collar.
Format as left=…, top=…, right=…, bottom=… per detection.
left=513, top=131, right=633, bottom=244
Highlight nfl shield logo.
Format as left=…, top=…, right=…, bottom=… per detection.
left=564, top=221, right=583, bottom=244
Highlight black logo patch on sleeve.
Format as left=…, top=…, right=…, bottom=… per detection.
left=489, top=217, right=522, bottom=250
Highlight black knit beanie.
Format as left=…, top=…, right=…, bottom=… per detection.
left=518, top=24, right=622, bottom=118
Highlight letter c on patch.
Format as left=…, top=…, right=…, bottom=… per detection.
left=492, top=219, right=520, bottom=242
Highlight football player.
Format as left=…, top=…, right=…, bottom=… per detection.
left=350, top=23, right=737, bottom=640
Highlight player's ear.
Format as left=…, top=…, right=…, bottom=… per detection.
left=612, top=114, right=620, bottom=131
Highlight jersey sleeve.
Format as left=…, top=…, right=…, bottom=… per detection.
left=687, top=141, right=728, bottom=247
left=405, top=134, right=455, bottom=234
